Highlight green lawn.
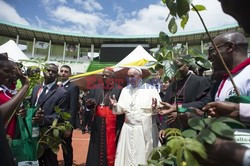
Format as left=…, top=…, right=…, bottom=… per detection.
left=87, top=61, right=116, bottom=72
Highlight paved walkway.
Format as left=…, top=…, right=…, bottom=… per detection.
left=58, top=129, right=90, bottom=166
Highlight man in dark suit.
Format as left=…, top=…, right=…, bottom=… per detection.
left=31, top=63, right=69, bottom=166
left=59, top=65, right=79, bottom=166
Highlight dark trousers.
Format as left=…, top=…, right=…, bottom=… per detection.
left=39, top=148, right=58, bottom=166
left=63, top=133, right=73, bottom=166
left=83, top=111, right=92, bottom=131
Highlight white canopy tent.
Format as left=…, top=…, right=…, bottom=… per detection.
left=0, top=40, right=29, bottom=62
left=71, top=45, right=157, bottom=89
left=116, top=45, right=156, bottom=67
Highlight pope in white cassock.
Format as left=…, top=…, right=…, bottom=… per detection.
left=110, top=67, right=161, bottom=166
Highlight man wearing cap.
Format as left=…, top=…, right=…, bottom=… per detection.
left=110, top=67, right=161, bottom=166
left=85, top=67, right=124, bottom=166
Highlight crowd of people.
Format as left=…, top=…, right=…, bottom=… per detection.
left=1, top=0, right=250, bottom=166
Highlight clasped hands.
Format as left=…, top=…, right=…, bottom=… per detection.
left=32, top=108, right=44, bottom=125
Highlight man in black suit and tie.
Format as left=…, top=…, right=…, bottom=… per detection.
left=31, top=63, right=69, bottom=166
left=59, top=65, right=80, bottom=166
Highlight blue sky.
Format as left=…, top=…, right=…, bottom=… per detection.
left=0, top=0, right=237, bottom=36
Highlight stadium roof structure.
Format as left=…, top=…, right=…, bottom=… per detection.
left=0, top=20, right=244, bottom=48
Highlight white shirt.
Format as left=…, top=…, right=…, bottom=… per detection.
left=62, top=80, right=70, bottom=87
left=215, top=65, right=250, bottom=102
left=35, top=81, right=56, bottom=106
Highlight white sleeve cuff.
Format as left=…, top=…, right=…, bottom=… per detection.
left=243, top=149, right=250, bottom=166
left=240, top=103, right=250, bottom=123
left=112, top=103, right=124, bottom=115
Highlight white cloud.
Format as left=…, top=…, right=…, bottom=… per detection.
left=131, top=11, right=137, bottom=17
left=51, top=6, right=102, bottom=29
left=0, top=1, right=30, bottom=26
left=49, top=25, right=97, bottom=34
left=177, top=0, right=237, bottom=33
left=107, top=0, right=237, bottom=35
left=112, top=4, right=131, bottom=23
left=57, top=0, right=67, bottom=4
left=0, top=0, right=238, bottom=36
left=74, top=0, right=103, bottom=12
left=107, top=4, right=167, bottom=35
left=34, top=16, right=48, bottom=28
left=41, top=0, right=66, bottom=6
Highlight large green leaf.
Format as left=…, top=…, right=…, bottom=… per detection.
left=57, top=125, right=66, bottom=132
left=162, top=159, right=174, bottom=165
left=54, top=106, right=61, bottom=114
left=46, top=136, right=54, bottom=149
left=165, top=51, right=173, bottom=60
left=184, top=149, right=200, bottom=166
left=61, top=112, right=71, bottom=120
left=167, top=138, right=184, bottom=155
left=200, top=128, right=216, bottom=144
left=159, top=31, right=170, bottom=45
left=155, top=52, right=164, bottom=62
left=191, top=5, right=206, bottom=11
left=188, top=118, right=205, bottom=131
left=168, top=17, right=178, bottom=34
left=210, top=121, right=234, bottom=139
left=147, top=159, right=160, bottom=165
left=176, top=147, right=184, bottom=166
left=37, top=143, right=45, bottom=158
left=53, top=128, right=59, bottom=137
left=185, top=138, right=207, bottom=159
left=204, top=118, right=215, bottom=125
left=181, top=13, right=189, bottom=29
left=164, top=60, right=178, bottom=79
left=51, top=143, right=60, bottom=154
left=151, top=150, right=161, bottom=160
left=182, top=129, right=197, bottom=138
left=165, top=128, right=182, bottom=137
left=166, top=0, right=177, bottom=16
left=161, top=46, right=167, bottom=57
left=65, top=121, right=73, bottom=131
left=216, top=117, right=245, bottom=128
left=176, top=0, right=190, bottom=18
left=52, top=119, right=58, bottom=127
left=148, top=146, right=162, bottom=160
left=160, top=146, right=171, bottom=157
left=195, top=57, right=212, bottom=69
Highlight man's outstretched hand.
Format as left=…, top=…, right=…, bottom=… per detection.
left=157, top=101, right=176, bottom=115
left=203, top=101, right=239, bottom=117
left=109, top=95, right=117, bottom=107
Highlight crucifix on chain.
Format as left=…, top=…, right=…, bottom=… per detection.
left=100, top=102, right=105, bottom=109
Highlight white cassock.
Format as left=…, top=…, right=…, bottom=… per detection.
left=113, top=83, right=161, bottom=166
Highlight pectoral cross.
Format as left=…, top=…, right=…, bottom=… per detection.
left=129, top=102, right=134, bottom=109
left=100, top=102, right=104, bottom=109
